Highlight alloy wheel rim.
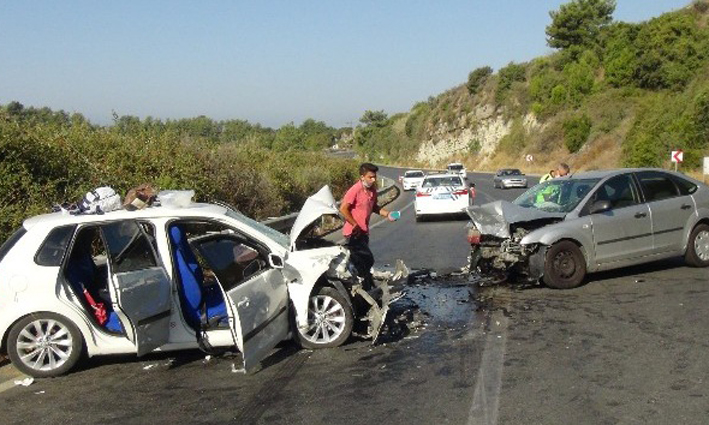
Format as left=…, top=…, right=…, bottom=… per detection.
left=302, top=295, right=346, bottom=344
left=695, top=230, right=709, bottom=261
left=15, top=319, right=73, bottom=372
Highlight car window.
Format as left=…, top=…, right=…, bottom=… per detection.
left=422, top=176, right=463, bottom=187
left=102, top=221, right=159, bottom=273
left=0, top=227, right=27, bottom=264
left=636, top=171, right=680, bottom=202
left=225, top=209, right=289, bottom=249
left=447, top=164, right=463, bottom=171
left=35, top=225, right=76, bottom=266
left=514, top=178, right=600, bottom=212
left=192, top=236, right=268, bottom=291
left=510, top=170, right=521, bottom=175
left=405, top=171, right=424, bottom=178
left=671, top=175, right=698, bottom=196
left=591, top=175, right=638, bottom=209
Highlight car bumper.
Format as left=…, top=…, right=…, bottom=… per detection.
left=415, top=195, right=470, bottom=216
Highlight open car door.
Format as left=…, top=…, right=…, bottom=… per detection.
left=102, top=220, right=172, bottom=356
left=191, top=233, right=289, bottom=372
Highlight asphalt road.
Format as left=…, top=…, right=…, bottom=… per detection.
left=2, top=166, right=708, bottom=424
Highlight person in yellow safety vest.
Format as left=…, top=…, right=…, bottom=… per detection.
left=540, top=163, right=570, bottom=182
left=536, top=163, right=570, bottom=205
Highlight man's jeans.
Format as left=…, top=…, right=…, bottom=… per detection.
left=345, top=233, right=374, bottom=290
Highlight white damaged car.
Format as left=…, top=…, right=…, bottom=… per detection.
left=0, top=186, right=390, bottom=377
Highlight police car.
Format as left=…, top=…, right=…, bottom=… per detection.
left=414, top=174, right=473, bottom=222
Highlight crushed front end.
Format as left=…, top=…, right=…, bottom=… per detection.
left=465, top=201, right=564, bottom=284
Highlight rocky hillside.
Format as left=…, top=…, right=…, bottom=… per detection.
left=352, top=0, right=709, bottom=175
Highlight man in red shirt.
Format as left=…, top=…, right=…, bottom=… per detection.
left=340, top=163, right=395, bottom=289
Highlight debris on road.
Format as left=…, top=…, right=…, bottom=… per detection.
left=14, top=377, right=34, bottom=387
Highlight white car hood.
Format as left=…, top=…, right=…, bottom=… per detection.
left=289, top=185, right=340, bottom=250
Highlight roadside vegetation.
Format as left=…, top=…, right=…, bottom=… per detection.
left=0, top=104, right=357, bottom=241
left=352, top=0, right=709, bottom=173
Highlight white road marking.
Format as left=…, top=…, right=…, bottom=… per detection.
left=468, top=310, right=508, bottom=425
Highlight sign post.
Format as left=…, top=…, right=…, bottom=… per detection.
left=671, top=150, right=684, bottom=172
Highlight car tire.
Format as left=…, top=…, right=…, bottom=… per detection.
left=685, top=223, right=709, bottom=267
left=295, top=287, right=354, bottom=349
left=7, top=312, right=84, bottom=378
left=543, top=241, right=586, bottom=289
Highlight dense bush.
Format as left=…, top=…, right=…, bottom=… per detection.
left=466, top=66, right=493, bottom=96
left=495, top=62, right=527, bottom=104
left=563, top=113, right=592, bottom=153
left=0, top=106, right=357, bottom=242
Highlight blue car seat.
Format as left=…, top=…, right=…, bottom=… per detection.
left=65, top=232, right=123, bottom=333
left=168, top=225, right=228, bottom=329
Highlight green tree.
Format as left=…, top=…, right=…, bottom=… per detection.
left=359, top=110, right=388, bottom=127
left=563, top=113, right=592, bottom=152
left=546, top=0, right=616, bottom=49
left=466, top=66, right=493, bottom=96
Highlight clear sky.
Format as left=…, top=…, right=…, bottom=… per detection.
left=0, top=0, right=692, bottom=128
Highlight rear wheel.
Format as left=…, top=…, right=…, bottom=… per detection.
left=543, top=241, right=586, bottom=289
left=295, top=287, right=353, bottom=349
left=7, top=313, right=84, bottom=378
left=685, top=223, right=709, bottom=267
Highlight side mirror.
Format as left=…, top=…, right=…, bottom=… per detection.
left=268, top=253, right=284, bottom=269
left=590, top=200, right=611, bottom=214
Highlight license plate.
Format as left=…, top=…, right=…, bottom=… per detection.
left=433, top=194, right=453, bottom=200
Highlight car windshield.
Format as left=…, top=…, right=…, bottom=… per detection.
left=405, top=171, right=424, bottom=177
left=514, top=178, right=600, bottom=213
left=447, top=164, right=463, bottom=171
left=225, top=209, right=290, bottom=249
left=422, top=176, right=463, bottom=188
left=502, top=169, right=521, bottom=176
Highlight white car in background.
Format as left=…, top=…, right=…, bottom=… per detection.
left=415, top=174, right=473, bottom=222
left=447, top=163, right=467, bottom=180
left=401, top=170, right=425, bottom=191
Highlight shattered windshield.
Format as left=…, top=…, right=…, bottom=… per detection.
left=225, top=209, right=290, bottom=249
left=514, top=178, right=600, bottom=213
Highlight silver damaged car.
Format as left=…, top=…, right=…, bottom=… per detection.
left=466, top=169, right=709, bottom=288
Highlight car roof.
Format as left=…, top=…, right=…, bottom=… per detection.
left=568, top=168, right=671, bottom=180
left=424, top=173, right=461, bottom=179
left=404, top=170, right=424, bottom=174
left=23, top=202, right=230, bottom=231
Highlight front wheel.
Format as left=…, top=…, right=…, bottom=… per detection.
left=7, top=312, right=84, bottom=378
left=295, top=287, right=354, bottom=349
left=685, top=223, right=709, bottom=267
left=543, top=241, right=586, bottom=289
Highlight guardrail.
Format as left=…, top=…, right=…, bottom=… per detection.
left=262, top=176, right=398, bottom=233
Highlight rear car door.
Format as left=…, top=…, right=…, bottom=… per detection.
left=102, top=220, right=171, bottom=356
left=191, top=233, right=289, bottom=371
left=588, top=174, right=653, bottom=264
left=635, top=171, right=696, bottom=254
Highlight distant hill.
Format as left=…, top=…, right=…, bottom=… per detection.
left=352, top=0, right=709, bottom=175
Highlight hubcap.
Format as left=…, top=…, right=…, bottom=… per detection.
left=15, top=319, right=73, bottom=372
left=695, top=230, right=709, bottom=261
left=553, top=251, right=577, bottom=279
left=301, top=295, right=346, bottom=344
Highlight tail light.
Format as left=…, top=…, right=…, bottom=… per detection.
left=453, top=189, right=469, bottom=195
left=416, top=191, right=431, bottom=197
left=467, top=227, right=481, bottom=245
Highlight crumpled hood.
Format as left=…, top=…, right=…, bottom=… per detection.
left=290, top=185, right=340, bottom=250
left=465, top=200, right=565, bottom=238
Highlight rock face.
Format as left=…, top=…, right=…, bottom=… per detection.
left=415, top=105, right=541, bottom=167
